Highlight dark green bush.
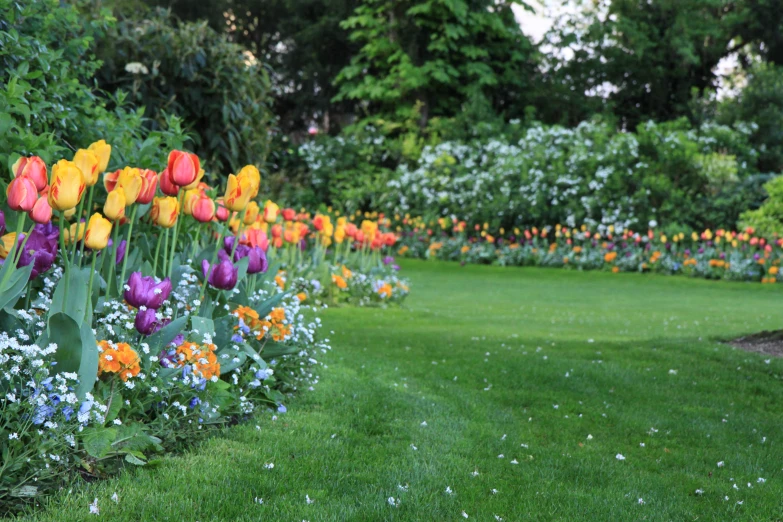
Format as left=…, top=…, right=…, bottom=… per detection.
left=94, top=9, right=275, bottom=177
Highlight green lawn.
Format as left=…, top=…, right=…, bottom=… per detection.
left=15, top=260, right=783, bottom=521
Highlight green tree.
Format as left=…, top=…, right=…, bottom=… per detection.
left=333, top=0, right=538, bottom=127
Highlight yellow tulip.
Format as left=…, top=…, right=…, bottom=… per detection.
left=263, top=200, right=279, bottom=223
left=244, top=201, right=260, bottom=224
left=87, top=140, right=112, bottom=174
left=104, top=188, right=126, bottom=221
left=182, top=188, right=202, bottom=216
left=84, top=213, right=112, bottom=250
left=150, top=196, right=179, bottom=228
left=0, top=233, right=17, bottom=259
left=64, top=222, right=86, bottom=244
left=73, top=148, right=101, bottom=186
left=116, top=167, right=143, bottom=205
left=48, top=160, right=86, bottom=211
left=237, top=165, right=261, bottom=198
left=223, top=174, right=252, bottom=212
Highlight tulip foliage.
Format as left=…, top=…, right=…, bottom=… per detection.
left=0, top=142, right=406, bottom=511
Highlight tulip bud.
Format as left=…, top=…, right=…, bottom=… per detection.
left=136, top=169, right=158, bottom=205
left=104, top=188, right=126, bottom=221
left=150, top=196, right=179, bottom=228
left=167, top=150, right=200, bottom=187
left=223, top=173, right=252, bottom=212
left=7, top=176, right=39, bottom=212
left=244, top=201, right=260, bottom=224
left=215, top=202, right=229, bottom=222
left=282, top=208, right=296, bottom=221
left=48, top=160, right=86, bottom=211
left=158, top=168, right=179, bottom=196
left=84, top=213, right=112, bottom=250
left=87, top=140, right=112, bottom=174
left=12, top=156, right=48, bottom=192
left=73, top=148, right=100, bottom=186
left=192, top=194, right=216, bottom=223
left=30, top=196, right=53, bottom=224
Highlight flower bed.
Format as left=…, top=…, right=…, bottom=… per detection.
left=393, top=215, right=783, bottom=283
left=0, top=145, right=406, bottom=513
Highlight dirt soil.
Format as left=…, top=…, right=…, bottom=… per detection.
left=729, top=330, right=783, bottom=357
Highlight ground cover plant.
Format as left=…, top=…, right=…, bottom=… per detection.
left=12, top=260, right=783, bottom=520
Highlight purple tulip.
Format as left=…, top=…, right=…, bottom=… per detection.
left=382, top=256, right=395, bottom=265
left=0, top=210, right=5, bottom=236
left=15, top=224, right=59, bottom=279
left=201, top=250, right=238, bottom=290
left=114, top=239, right=127, bottom=265
left=134, top=308, right=158, bottom=336
left=224, top=237, right=268, bottom=275
left=124, top=272, right=172, bottom=309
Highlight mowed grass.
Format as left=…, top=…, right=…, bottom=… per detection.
left=14, top=260, right=783, bottom=521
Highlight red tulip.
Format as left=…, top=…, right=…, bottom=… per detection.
left=158, top=168, right=179, bottom=196
left=136, top=169, right=159, bottom=204
left=29, top=196, right=53, bottom=224
left=7, top=176, right=38, bottom=211
left=282, top=208, right=296, bottom=221
left=192, top=194, right=216, bottom=223
left=12, top=156, right=48, bottom=192
left=167, top=150, right=200, bottom=187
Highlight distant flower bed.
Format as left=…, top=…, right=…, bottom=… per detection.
left=394, top=216, right=782, bottom=284
left=0, top=144, right=406, bottom=513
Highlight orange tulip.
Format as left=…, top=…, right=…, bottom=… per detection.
left=7, top=176, right=39, bottom=212
left=167, top=150, right=200, bottom=187
left=29, top=196, right=53, bottom=224
left=12, top=156, right=47, bottom=192
left=150, top=196, right=179, bottom=228
left=136, top=169, right=158, bottom=204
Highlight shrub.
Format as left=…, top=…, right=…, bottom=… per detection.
left=94, top=9, right=275, bottom=177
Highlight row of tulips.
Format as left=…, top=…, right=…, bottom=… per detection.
left=0, top=143, right=406, bottom=512
left=391, top=215, right=783, bottom=284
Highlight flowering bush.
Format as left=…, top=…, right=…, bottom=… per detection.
left=0, top=143, right=405, bottom=513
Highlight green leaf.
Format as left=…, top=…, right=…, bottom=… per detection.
left=0, top=262, right=34, bottom=310
left=125, top=453, right=146, bottom=466
left=49, top=266, right=92, bottom=326
left=253, top=291, right=286, bottom=319
left=261, top=341, right=299, bottom=358
left=191, top=316, right=215, bottom=340
left=82, top=427, right=117, bottom=459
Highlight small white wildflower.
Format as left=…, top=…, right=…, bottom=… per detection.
left=111, top=492, right=119, bottom=503
left=695, top=489, right=704, bottom=495
left=461, top=510, right=469, bottom=518
left=305, top=494, right=315, bottom=504
left=757, top=477, right=766, bottom=484
left=587, top=434, right=593, bottom=440
left=471, top=470, right=479, bottom=477
left=638, top=498, right=645, bottom=505
left=387, top=497, right=400, bottom=507
left=264, top=463, right=274, bottom=469
left=616, top=454, right=625, bottom=461
left=445, top=486, right=454, bottom=495
left=717, top=461, right=724, bottom=467
left=668, top=369, right=677, bottom=375
left=254, top=497, right=263, bottom=505
left=89, top=498, right=99, bottom=515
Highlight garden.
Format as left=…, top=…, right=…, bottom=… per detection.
left=2, top=0, right=783, bottom=519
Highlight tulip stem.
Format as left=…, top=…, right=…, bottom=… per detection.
left=78, top=185, right=95, bottom=266
left=119, top=205, right=137, bottom=292
left=107, top=225, right=120, bottom=297
left=12, top=223, right=36, bottom=266
left=0, top=213, right=26, bottom=290
left=70, top=198, right=85, bottom=266
left=162, top=227, right=169, bottom=277
left=153, top=230, right=164, bottom=278
left=56, top=212, right=70, bottom=299
left=167, top=192, right=185, bottom=279
left=85, top=254, right=97, bottom=322
left=198, top=226, right=224, bottom=308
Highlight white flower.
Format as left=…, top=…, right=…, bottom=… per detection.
left=254, top=497, right=263, bottom=504
left=668, top=369, right=677, bottom=375
left=695, top=489, right=704, bottom=495
left=757, top=477, right=766, bottom=484
left=264, top=462, right=274, bottom=469
left=124, top=62, right=149, bottom=75
left=305, top=495, right=315, bottom=504
left=89, top=498, right=99, bottom=515
left=717, top=461, right=724, bottom=467
left=387, top=497, right=400, bottom=507
left=638, top=498, right=645, bottom=505
left=586, top=434, right=593, bottom=440
left=445, top=486, right=454, bottom=495
left=111, top=492, right=119, bottom=503
left=616, top=454, right=626, bottom=460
